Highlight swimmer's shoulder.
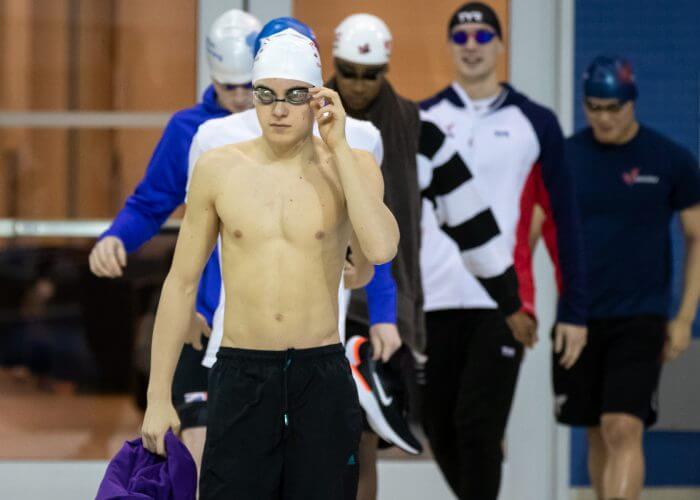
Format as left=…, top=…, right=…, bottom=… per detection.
left=193, top=141, right=258, bottom=188
left=198, top=139, right=258, bottom=167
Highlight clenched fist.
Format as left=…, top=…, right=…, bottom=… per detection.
left=142, top=400, right=180, bottom=456
left=89, top=236, right=127, bottom=278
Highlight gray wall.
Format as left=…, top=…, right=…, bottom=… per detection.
left=501, top=1, right=574, bottom=500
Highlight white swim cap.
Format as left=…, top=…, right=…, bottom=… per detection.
left=333, top=14, right=392, bottom=65
left=206, top=9, right=262, bottom=84
left=252, top=28, right=323, bottom=87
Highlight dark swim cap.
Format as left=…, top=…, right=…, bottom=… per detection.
left=254, top=17, right=316, bottom=56
left=448, top=2, right=502, bottom=39
left=583, top=55, right=638, bottom=102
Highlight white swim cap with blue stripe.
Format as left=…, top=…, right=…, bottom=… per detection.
left=252, top=29, right=323, bottom=88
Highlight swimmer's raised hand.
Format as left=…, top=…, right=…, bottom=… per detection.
left=309, top=87, right=347, bottom=150
left=89, top=236, right=127, bottom=278
left=142, top=399, right=180, bottom=457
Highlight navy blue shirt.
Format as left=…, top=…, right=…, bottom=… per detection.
left=568, top=125, right=700, bottom=319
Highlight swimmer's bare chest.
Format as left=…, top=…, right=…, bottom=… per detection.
left=216, top=159, right=349, bottom=252
left=212, top=154, right=352, bottom=348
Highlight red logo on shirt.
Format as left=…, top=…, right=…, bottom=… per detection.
left=358, top=43, right=370, bottom=54
left=622, top=167, right=660, bottom=186
left=622, top=167, right=640, bottom=185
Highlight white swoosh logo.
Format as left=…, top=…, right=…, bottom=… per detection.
left=372, top=372, right=393, bottom=406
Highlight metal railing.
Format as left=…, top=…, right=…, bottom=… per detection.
left=0, top=111, right=171, bottom=129
left=0, top=219, right=181, bottom=238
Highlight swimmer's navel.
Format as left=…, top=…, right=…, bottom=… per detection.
left=315, top=231, right=325, bottom=240
left=274, top=313, right=284, bottom=322
left=233, top=230, right=243, bottom=238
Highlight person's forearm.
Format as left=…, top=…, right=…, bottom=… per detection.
left=102, top=203, right=169, bottom=252
left=677, top=236, right=700, bottom=321
left=346, top=233, right=374, bottom=290
left=333, top=141, right=399, bottom=264
left=147, top=273, right=199, bottom=400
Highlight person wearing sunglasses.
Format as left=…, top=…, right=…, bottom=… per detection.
left=328, top=15, right=420, bottom=500
left=326, top=13, right=531, bottom=500
left=88, top=9, right=261, bottom=481
left=537, top=55, right=700, bottom=500
left=142, top=28, right=399, bottom=499
left=419, top=2, right=587, bottom=499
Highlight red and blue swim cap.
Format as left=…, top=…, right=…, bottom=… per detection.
left=583, top=55, right=638, bottom=102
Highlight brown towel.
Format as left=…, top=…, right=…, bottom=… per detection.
left=328, top=78, right=426, bottom=351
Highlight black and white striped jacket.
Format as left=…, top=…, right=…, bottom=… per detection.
left=417, top=116, right=521, bottom=316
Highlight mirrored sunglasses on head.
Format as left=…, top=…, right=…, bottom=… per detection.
left=450, top=29, right=497, bottom=46
left=253, top=86, right=312, bottom=105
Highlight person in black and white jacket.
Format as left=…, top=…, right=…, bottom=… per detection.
left=419, top=3, right=587, bottom=500
left=326, top=14, right=533, bottom=500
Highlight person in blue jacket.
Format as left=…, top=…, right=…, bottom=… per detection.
left=88, top=9, right=262, bottom=475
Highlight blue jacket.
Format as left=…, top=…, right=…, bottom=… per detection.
left=101, top=86, right=227, bottom=325
left=101, top=86, right=397, bottom=326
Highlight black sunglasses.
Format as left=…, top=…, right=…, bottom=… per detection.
left=584, top=99, right=627, bottom=113
left=218, top=81, right=253, bottom=91
left=335, top=62, right=387, bottom=81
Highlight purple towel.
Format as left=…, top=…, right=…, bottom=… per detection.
left=95, top=430, right=196, bottom=500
